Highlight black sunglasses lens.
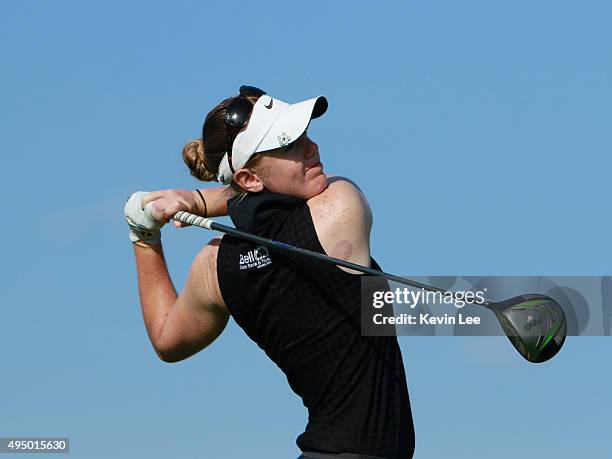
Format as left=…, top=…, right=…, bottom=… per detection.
left=226, top=98, right=253, bottom=127
left=239, top=85, right=266, bottom=97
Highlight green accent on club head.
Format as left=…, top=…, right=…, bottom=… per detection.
left=506, top=296, right=565, bottom=362
left=514, top=298, right=550, bottom=309
left=538, top=314, right=564, bottom=351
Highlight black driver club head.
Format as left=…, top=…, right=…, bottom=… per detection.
left=490, top=294, right=567, bottom=363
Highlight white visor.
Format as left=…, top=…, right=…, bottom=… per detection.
left=217, top=94, right=328, bottom=184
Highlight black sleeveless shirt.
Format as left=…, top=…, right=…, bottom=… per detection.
left=216, top=191, right=414, bottom=459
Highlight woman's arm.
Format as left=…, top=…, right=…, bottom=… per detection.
left=142, top=186, right=234, bottom=225
left=195, top=186, right=234, bottom=217
left=132, top=239, right=229, bottom=363
left=127, top=189, right=231, bottom=363
left=132, top=242, right=179, bottom=357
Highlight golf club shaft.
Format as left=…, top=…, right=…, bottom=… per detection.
left=173, top=211, right=491, bottom=305
left=173, top=212, right=568, bottom=363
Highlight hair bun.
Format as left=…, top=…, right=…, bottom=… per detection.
left=182, top=139, right=217, bottom=182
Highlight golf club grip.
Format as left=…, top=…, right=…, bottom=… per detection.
left=173, top=211, right=214, bottom=230
left=173, top=211, right=441, bottom=293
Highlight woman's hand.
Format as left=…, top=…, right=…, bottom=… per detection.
left=142, top=189, right=205, bottom=228
left=124, top=191, right=166, bottom=244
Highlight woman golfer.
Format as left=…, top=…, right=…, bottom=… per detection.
left=125, top=86, right=415, bottom=458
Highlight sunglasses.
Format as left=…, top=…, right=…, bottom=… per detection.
left=225, top=85, right=267, bottom=174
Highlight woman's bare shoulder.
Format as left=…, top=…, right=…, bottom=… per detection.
left=306, top=175, right=373, bottom=269
left=307, top=175, right=371, bottom=220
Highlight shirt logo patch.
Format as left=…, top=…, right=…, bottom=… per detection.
left=239, top=246, right=272, bottom=270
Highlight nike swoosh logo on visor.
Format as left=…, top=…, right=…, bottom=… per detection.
left=265, top=98, right=273, bottom=109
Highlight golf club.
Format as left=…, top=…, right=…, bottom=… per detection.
left=173, top=211, right=567, bottom=363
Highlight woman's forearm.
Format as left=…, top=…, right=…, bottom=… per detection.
left=194, top=187, right=233, bottom=217
left=132, top=242, right=177, bottom=354
left=140, top=187, right=232, bottom=224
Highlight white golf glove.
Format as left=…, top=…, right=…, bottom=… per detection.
left=124, top=191, right=164, bottom=244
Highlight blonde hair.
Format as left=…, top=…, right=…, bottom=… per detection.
left=182, top=139, right=217, bottom=182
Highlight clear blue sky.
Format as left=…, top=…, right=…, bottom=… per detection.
left=1, top=1, right=610, bottom=458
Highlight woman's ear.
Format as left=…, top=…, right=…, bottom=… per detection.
left=234, top=169, right=265, bottom=193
